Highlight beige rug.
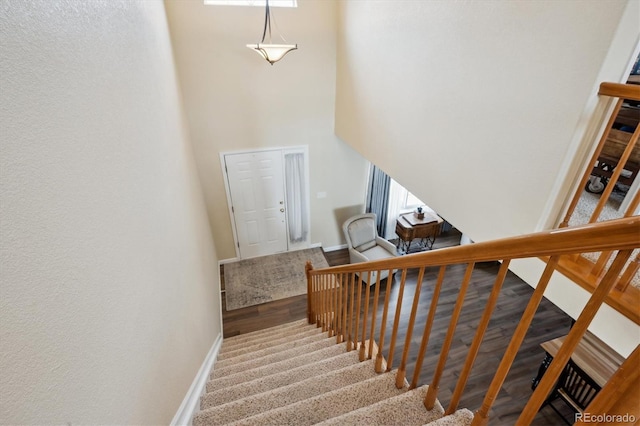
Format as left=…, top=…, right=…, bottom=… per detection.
left=568, top=190, right=639, bottom=289
left=224, top=248, right=329, bottom=310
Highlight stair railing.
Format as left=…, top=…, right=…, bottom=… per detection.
left=306, top=216, right=640, bottom=425
left=557, top=82, right=640, bottom=323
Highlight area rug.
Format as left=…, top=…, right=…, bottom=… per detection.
left=568, top=189, right=639, bottom=289
left=224, top=248, right=329, bottom=310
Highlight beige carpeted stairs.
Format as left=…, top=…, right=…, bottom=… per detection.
left=194, top=319, right=474, bottom=426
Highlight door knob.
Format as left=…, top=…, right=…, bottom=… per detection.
left=280, top=208, right=285, bottom=212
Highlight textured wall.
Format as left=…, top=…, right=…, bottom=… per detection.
left=0, top=1, right=221, bottom=423
left=165, top=0, right=370, bottom=259
left=335, top=0, right=633, bottom=241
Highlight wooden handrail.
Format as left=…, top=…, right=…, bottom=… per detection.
left=309, top=217, right=640, bottom=276
left=304, top=216, right=638, bottom=425
left=598, top=82, right=640, bottom=100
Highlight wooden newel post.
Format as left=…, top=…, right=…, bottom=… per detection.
left=306, top=261, right=314, bottom=324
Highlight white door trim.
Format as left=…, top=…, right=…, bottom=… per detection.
left=220, top=146, right=310, bottom=259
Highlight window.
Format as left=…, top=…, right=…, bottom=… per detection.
left=383, top=179, right=427, bottom=239
left=404, top=190, right=425, bottom=211
left=204, top=0, right=297, bottom=7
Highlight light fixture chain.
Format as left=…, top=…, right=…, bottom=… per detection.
left=268, top=2, right=289, bottom=44
left=260, top=0, right=271, bottom=43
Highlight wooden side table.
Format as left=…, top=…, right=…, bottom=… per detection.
left=532, top=332, right=624, bottom=389
left=395, top=212, right=443, bottom=254
left=531, top=331, right=625, bottom=422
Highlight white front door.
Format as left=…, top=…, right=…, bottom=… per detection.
left=225, top=151, right=288, bottom=259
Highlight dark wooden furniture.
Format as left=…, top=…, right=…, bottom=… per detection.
left=588, top=127, right=640, bottom=192
left=395, top=212, right=443, bottom=253
left=532, top=331, right=625, bottom=424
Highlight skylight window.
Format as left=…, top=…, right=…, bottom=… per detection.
left=204, top=0, right=297, bottom=7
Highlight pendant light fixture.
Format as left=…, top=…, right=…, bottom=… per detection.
left=246, top=0, right=297, bottom=65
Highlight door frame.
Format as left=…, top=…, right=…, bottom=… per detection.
left=220, top=146, right=311, bottom=259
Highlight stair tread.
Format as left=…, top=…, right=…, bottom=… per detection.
left=194, top=359, right=376, bottom=425
left=216, top=332, right=328, bottom=369
left=202, top=350, right=361, bottom=408
left=206, top=343, right=346, bottom=392
left=226, top=369, right=407, bottom=426
left=425, top=409, right=474, bottom=426
left=210, top=336, right=334, bottom=378
left=221, top=319, right=310, bottom=347
left=315, top=384, right=443, bottom=426
left=218, top=326, right=323, bottom=360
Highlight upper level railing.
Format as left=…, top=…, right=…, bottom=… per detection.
left=558, top=82, right=640, bottom=323
left=306, top=216, right=640, bottom=425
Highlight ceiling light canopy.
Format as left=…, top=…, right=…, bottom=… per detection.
left=246, top=0, right=297, bottom=65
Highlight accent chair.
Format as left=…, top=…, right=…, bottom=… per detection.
left=342, top=213, right=398, bottom=284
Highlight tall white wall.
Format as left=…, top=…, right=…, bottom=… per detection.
left=165, top=0, right=370, bottom=260
left=335, top=0, right=633, bottom=241
left=0, top=1, right=221, bottom=424
left=334, top=0, right=640, bottom=355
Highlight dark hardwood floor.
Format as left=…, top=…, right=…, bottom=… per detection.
left=220, top=230, right=575, bottom=425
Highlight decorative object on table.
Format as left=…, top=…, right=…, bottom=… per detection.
left=414, top=206, right=425, bottom=219
left=223, top=248, right=327, bottom=310
left=246, top=0, right=297, bottom=65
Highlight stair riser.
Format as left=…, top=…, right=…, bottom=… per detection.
left=224, top=371, right=406, bottom=426
left=222, top=319, right=311, bottom=347
left=428, top=409, right=474, bottom=426
left=210, top=338, right=336, bottom=380
left=218, top=327, right=323, bottom=360
left=206, top=344, right=347, bottom=392
left=195, top=361, right=377, bottom=424
left=202, top=351, right=360, bottom=408
left=315, top=385, right=444, bottom=426
left=216, top=333, right=328, bottom=369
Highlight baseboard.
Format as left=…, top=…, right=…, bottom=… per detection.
left=171, top=333, right=223, bottom=426
left=219, top=246, right=329, bottom=263
left=322, top=243, right=347, bottom=252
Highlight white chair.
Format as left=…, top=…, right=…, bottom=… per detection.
left=342, top=213, right=398, bottom=284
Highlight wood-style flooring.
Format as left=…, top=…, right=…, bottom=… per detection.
left=220, top=230, right=576, bottom=425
